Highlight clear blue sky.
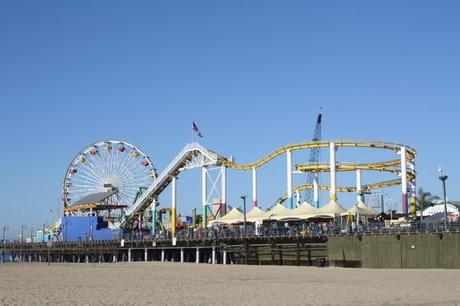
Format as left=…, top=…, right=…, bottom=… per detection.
left=1, top=1, right=459, bottom=238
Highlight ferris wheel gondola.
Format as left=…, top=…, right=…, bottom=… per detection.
left=63, top=140, right=157, bottom=211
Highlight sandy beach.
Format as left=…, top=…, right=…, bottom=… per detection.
left=1, top=262, right=460, bottom=305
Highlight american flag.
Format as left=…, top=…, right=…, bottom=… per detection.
left=192, top=122, right=203, bottom=138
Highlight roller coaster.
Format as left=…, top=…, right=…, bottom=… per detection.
left=121, top=140, right=415, bottom=229
left=62, top=139, right=417, bottom=240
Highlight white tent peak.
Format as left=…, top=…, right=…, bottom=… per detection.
left=264, top=203, right=290, bottom=219
left=356, top=201, right=379, bottom=216
left=211, top=207, right=243, bottom=225
left=246, top=206, right=266, bottom=222
left=318, top=200, right=346, bottom=216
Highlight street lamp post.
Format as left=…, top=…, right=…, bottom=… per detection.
left=240, top=195, right=247, bottom=236
left=42, top=224, right=47, bottom=243
left=1, top=225, right=7, bottom=263
left=438, top=169, right=449, bottom=231
left=21, top=224, right=27, bottom=243
left=2, top=226, right=8, bottom=244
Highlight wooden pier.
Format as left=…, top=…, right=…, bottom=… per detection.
left=0, top=235, right=327, bottom=266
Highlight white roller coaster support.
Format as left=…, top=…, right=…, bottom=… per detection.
left=151, top=199, right=157, bottom=237
left=202, top=166, right=208, bottom=229
left=410, top=181, right=416, bottom=217
left=296, top=190, right=300, bottom=207
left=221, top=165, right=227, bottom=214
left=171, top=176, right=177, bottom=237
left=400, top=146, right=408, bottom=216
left=356, top=170, right=363, bottom=202
left=252, top=167, right=257, bottom=207
left=329, top=142, right=337, bottom=201
left=286, top=150, right=293, bottom=208
left=313, top=173, right=319, bottom=208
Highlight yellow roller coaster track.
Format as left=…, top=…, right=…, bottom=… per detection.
left=276, top=179, right=402, bottom=204
left=221, top=140, right=415, bottom=170
left=296, top=160, right=416, bottom=180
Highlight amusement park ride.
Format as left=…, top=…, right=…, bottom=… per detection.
left=55, top=114, right=417, bottom=242
left=58, top=135, right=417, bottom=242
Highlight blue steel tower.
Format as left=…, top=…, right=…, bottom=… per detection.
left=303, top=113, right=322, bottom=207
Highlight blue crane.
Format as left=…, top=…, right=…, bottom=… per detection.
left=303, top=113, right=322, bottom=207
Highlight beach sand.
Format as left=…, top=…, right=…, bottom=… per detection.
left=1, top=262, right=459, bottom=305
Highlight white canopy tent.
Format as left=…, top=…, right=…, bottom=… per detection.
left=274, top=202, right=320, bottom=221
left=356, top=201, right=379, bottom=216
left=210, top=207, right=244, bottom=225
left=246, top=206, right=266, bottom=222
left=317, top=200, right=346, bottom=217
left=263, top=204, right=292, bottom=220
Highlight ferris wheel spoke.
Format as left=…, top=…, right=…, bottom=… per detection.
left=78, top=156, right=105, bottom=179
left=114, top=165, right=139, bottom=183
left=70, top=173, right=104, bottom=186
left=98, top=147, right=111, bottom=179
left=114, top=146, right=131, bottom=180
left=75, top=164, right=105, bottom=184
left=79, top=159, right=106, bottom=182
left=70, top=171, right=103, bottom=185
left=115, top=169, right=138, bottom=186
left=86, top=153, right=108, bottom=180
left=131, top=170, right=153, bottom=181
left=94, top=147, right=112, bottom=178
left=70, top=186, right=106, bottom=192
left=127, top=162, right=151, bottom=180
left=106, top=146, right=116, bottom=179
left=71, top=184, right=105, bottom=189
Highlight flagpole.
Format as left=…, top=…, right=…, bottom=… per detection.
left=191, top=123, right=194, bottom=143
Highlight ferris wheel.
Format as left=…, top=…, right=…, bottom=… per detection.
left=63, top=140, right=157, bottom=209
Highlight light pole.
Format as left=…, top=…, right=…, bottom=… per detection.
left=240, top=195, right=247, bottom=236
left=2, top=225, right=8, bottom=244
left=42, top=224, right=47, bottom=243
left=1, top=225, right=7, bottom=263
left=21, top=224, right=27, bottom=243
left=438, top=168, right=449, bottom=231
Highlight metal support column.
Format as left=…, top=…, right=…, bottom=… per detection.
left=151, top=198, right=157, bottom=237
left=400, top=146, right=408, bottom=216
left=171, top=176, right=177, bottom=238
left=356, top=170, right=363, bottom=202
left=202, top=167, right=208, bottom=229
left=329, top=142, right=337, bottom=201
left=287, top=150, right=293, bottom=208
left=313, top=173, right=319, bottom=208
left=221, top=165, right=227, bottom=215
left=252, top=167, right=258, bottom=207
